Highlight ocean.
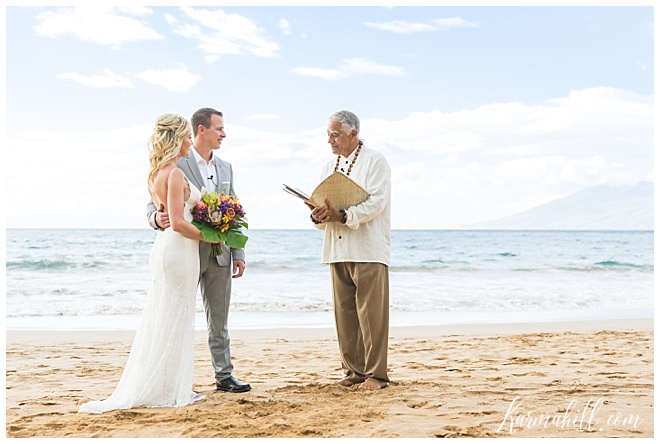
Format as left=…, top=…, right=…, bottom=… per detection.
left=5, top=229, right=654, bottom=331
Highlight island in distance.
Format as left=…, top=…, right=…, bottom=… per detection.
left=467, top=182, right=653, bottom=231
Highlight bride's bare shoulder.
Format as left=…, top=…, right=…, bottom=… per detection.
left=151, top=166, right=177, bottom=205
left=167, top=167, right=185, bottom=181
left=154, top=165, right=175, bottom=179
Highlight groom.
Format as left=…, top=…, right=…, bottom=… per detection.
left=147, top=107, right=251, bottom=393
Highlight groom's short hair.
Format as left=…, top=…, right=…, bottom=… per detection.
left=191, top=108, right=223, bottom=137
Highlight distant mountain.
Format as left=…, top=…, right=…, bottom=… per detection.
left=467, top=182, right=654, bottom=230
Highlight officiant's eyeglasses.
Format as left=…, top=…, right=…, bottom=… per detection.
left=328, top=130, right=356, bottom=140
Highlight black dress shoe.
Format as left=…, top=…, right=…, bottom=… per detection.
left=216, top=375, right=251, bottom=393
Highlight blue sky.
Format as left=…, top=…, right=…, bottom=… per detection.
left=3, top=4, right=654, bottom=229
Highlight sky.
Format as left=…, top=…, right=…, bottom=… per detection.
left=2, top=3, right=655, bottom=230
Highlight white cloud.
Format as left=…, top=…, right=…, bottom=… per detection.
left=56, top=69, right=134, bottom=88
left=357, top=88, right=652, bottom=228
left=115, top=6, right=153, bottom=17
left=279, top=18, right=292, bottom=35
left=343, top=58, right=404, bottom=75
left=291, top=57, right=405, bottom=80
left=134, top=65, right=200, bottom=92
left=6, top=124, right=152, bottom=228
left=56, top=65, right=200, bottom=92
left=173, top=6, right=280, bottom=58
left=6, top=88, right=652, bottom=230
left=33, top=6, right=163, bottom=47
left=365, top=17, right=477, bottom=34
left=431, top=18, right=478, bottom=29
left=360, top=88, right=652, bottom=159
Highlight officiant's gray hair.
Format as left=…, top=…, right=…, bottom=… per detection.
left=330, top=110, right=360, bottom=134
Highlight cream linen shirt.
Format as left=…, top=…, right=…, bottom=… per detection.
left=314, top=146, right=392, bottom=266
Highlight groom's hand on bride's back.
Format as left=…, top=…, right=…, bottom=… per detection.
left=156, top=203, right=171, bottom=229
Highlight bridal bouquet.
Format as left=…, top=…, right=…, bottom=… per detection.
left=191, top=188, right=248, bottom=257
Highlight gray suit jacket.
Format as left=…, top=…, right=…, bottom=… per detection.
left=147, top=151, right=246, bottom=267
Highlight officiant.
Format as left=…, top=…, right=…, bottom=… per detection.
left=308, top=110, right=392, bottom=390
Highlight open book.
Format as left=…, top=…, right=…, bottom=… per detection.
left=283, top=171, right=370, bottom=210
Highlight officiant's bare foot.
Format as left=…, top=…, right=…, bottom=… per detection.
left=336, top=378, right=357, bottom=387
left=358, top=379, right=388, bottom=390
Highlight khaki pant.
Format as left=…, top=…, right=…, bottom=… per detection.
left=330, top=262, right=389, bottom=385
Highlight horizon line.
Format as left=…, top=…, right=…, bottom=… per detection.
left=4, top=227, right=654, bottom=232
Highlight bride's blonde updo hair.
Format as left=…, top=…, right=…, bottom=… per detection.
left=147, top=113, right=191, bottom=191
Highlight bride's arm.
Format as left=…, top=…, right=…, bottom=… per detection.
left=167, top=169, right=204, bottom=241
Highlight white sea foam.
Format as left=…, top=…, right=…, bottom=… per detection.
left=5, top=229, right=654, bottom=330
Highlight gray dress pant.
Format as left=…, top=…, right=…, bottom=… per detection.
left=198, top=242, right=233, bottom=382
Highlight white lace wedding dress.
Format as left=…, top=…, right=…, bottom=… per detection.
left=79, top=179, right=203, bottom=414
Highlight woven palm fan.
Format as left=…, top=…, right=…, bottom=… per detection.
left=305, top=171, right=370, bottom=210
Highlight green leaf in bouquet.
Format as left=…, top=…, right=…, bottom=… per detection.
left=225, top=230, right=248, bottom=249
left=192, top=221, right=224, bottom=244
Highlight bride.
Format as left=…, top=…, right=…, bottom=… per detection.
left=79, top=114, right=205, bottom=414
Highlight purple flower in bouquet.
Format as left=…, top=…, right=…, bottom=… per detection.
left=191, top=189, right=248, bottom=256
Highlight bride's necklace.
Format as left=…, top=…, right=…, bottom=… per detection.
left=334, top=140, right=363, bottom=177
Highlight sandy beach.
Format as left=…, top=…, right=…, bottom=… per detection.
left=5, top=318, right=654, bottom=438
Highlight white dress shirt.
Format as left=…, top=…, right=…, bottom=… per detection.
left=314, top=145, right=392, bottom=266
left=191, top=146, right=217, bottom=192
